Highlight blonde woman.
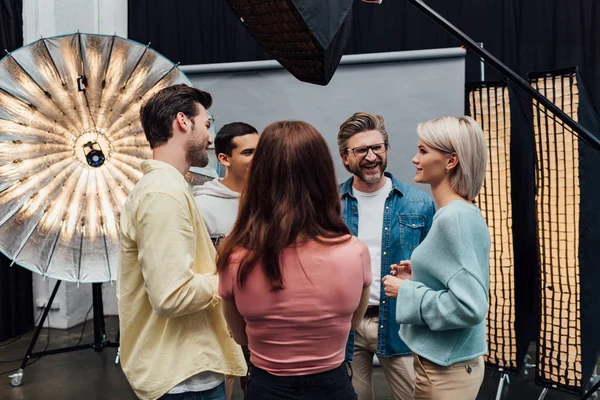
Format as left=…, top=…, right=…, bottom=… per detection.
left=382, top=116, right=490, bottom=400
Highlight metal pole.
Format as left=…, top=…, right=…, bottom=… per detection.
left=20, top=279, right=61, bottom=369
left=495, top=373, right=510, bottom=400
left=582, top=378, right=600, bottom=400
left=92, top=282, right=105, bottom=351
left=9, top=280, right=61, bottom=386
left=405, top=0, right=600, bottom=153
left=479, top=42, right=485, bottom=81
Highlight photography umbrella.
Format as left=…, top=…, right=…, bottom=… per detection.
left=0, top=32, right=213, bottom=386
left=0, top=32, right=207, bottom=283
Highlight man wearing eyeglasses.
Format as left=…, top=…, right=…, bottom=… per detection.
left=337, top=112, right=435, bottom=400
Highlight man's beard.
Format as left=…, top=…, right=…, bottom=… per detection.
left=185, top=137, right=209, bottom=168
left=347, top=158, right=387, bottom=184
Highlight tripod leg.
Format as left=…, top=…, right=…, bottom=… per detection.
left=495, top=373, right=510, bottom=400
left=9, top=279, right=61, bottom=386
left=582, top=377, right=600, bottom=400
left=114, top=327, right=120, bottom=364
left=92, top=283, right=105, bottom=351
left=537, top=388, right=549, bottom=400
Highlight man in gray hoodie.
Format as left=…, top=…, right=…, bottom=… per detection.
left=193, top=122, right=259, bottom=237
left=193, top=122, right=259, bottom=399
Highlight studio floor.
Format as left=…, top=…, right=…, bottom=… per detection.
left=0, top=317, right=594, bottom=400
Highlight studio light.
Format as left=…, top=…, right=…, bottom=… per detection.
left=226, top=0, right=355, bottom=85
left=83, top=141, right=105, bottom=168
left=467, top=83, right=520, bottom=373
left=530, top=67, right=600, bottom=396
left=0, top=33, right=204, bottom=283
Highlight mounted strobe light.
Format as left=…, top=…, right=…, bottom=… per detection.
left=82, top=141, right=105, bottom=168
left=226, top=0, right=355, bottom=86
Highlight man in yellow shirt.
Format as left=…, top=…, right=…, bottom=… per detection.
left=117, top=84, right=247, bottom=400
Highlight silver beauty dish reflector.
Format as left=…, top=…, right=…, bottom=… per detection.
left=0, top=33, right=214, bottom=283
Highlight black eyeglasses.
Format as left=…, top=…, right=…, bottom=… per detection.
left=206, top=114, right=215, bottom=130
left=347, top=143, right=389, bottom=157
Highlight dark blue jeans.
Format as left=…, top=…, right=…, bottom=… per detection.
left=244, top=362, right=357, bottom=400
left=159, top=381, right=226, bottom=400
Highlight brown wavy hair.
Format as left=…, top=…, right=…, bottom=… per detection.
left=216, top=121, right=350, bottom=290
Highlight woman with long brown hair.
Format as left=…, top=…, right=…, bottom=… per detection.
left=217, top=121, right=371, bottom=400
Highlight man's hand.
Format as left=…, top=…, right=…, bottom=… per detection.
left=390, top=260, right=412, bottom=280
left=382, top=275, right=404, bottom=298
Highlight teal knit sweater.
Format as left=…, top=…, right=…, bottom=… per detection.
left=396, top=200, right=490, bottom=366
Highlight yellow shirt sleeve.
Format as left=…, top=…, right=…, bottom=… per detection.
left=134, top=192, right=218, bottom=318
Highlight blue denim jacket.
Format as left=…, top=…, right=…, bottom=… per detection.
left=341, top=172, right=436, bottom=359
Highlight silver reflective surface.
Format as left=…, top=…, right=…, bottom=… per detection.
left=0, top=33, right=207, bottom=283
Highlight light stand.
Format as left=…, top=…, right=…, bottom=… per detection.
left=581, top=368, right=600, bottom=400
left=8, top=280, right=119, bottom=387
left=494, top=371, right=510, bottom=400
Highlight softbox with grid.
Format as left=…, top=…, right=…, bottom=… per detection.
left=466, top=82, right=538, bottom=374
left=225, top=0, right=354, bottom=85
left=529, top=67, right=600, bottom=396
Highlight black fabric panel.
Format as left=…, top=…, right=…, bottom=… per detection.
left=0, top=256, right=34, bottom=341
left=128, top=0, right=600, bottom=110
left=0, top=0, right=33, bottom=342
left=465, top=83, right=539, bottom=374
left=128, top=0, right=270, bottom=65
left=291, top=0, right=354, bottom=48
left=0, top=0, right=22, bottom=53
left=508, top=87, right=539, bottom=376
left=575, top=68, right=600, bottom=389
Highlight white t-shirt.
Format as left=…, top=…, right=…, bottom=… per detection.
left=353, top=177, right=393, bottom=306
left=167, top=371, right=224, bottom=394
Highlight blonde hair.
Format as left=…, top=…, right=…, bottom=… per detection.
left=417, top=116, right=487, bottom=201
left=337, top=112, right=388, bottom=155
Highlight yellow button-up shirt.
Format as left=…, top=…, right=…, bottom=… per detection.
left=117, top=160, right=246, bottom=400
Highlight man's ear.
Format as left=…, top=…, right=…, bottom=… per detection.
left=217, top=153, right=231, bottom=167
left=173, top=112, right=189, bottom=134
left=341, top=152, right=350, bottom=166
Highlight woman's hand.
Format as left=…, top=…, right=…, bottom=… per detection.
left=382, top=275, right=404, bottom=298
left=390, top=260, right=412, bottom=280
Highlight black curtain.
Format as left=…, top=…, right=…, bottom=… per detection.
left=128, top=0, right=271, bottom=65
left=575, top=68, right=600, bottom=394
left=0, top=0, right=33, bottom=342
left=128, top=0, right=600, bottom=111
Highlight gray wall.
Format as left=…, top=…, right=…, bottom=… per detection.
left=182, top=48, right=466, bottom=193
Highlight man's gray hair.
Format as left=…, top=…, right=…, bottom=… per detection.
left=337, top=112, right=389, bottom=155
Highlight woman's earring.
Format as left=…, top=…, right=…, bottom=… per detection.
left=445, top=167, right=449, bottom=172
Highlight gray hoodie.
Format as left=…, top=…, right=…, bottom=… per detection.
left=192, top=179, right=240, bottom=236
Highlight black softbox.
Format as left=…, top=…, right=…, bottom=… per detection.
left=226, top=0, right=354, bottom=85
left=529, top=67, right=600, bottom=396
left=466, top=82, right=538, bottom=376
left=468, top=69, right=600, bottom=396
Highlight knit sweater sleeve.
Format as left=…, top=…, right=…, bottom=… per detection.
left=396, top=208, right=488, bottom=331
